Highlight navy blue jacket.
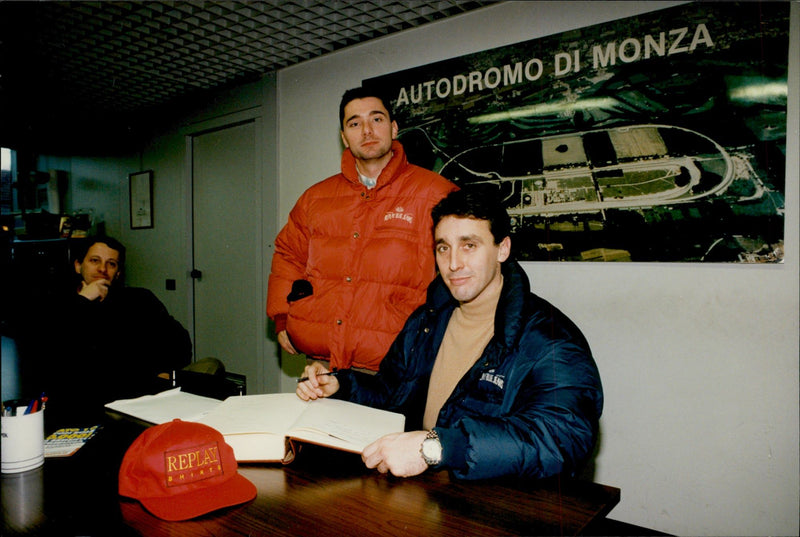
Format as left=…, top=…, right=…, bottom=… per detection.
left=336, top=260, right=603, bottom=480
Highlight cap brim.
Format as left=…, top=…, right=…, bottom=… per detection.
left=138, top=472, right=256, bottom=521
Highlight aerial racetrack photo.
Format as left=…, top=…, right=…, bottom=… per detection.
left=367, top=1, right=789, bottom=263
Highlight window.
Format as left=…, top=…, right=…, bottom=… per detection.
left=1, top=147, right=17, bottom=216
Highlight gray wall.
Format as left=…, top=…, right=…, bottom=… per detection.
left=31, top=2, right=799, bottom=535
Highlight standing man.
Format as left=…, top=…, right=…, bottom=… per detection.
left=267, top=87, right=457, bottom=372
left=297, top=189, right=603, bottom=480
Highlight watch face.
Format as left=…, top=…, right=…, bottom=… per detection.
left=422, top=438, right=442, bottom=464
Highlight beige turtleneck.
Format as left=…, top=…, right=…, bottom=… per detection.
left=422, top=275, right=503, bottom=430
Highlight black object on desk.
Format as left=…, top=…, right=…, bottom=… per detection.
left=173, top=369, right=246, bottom=400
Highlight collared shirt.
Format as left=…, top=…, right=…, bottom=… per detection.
left=358, top=170, right=377, bottom=189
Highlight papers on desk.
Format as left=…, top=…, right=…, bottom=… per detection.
left=105, top=388, right=221, bottom=424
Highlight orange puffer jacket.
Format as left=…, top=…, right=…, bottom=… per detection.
left=267, top=140, right=457, bottom=371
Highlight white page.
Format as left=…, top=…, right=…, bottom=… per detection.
left=195, top=393, right=310, bottom=435
left=104, top=388, right=221, bottom=424
left=289, top=398, right=406, bottom=451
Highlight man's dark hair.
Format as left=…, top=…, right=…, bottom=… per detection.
left=75, top=235, right=127, bottom=269
left=432, top=187, right=511, bottom=245
left=339, top=87, right=394, bottom=128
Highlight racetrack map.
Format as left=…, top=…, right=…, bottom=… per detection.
left=368, top=2, right=788, bottom=262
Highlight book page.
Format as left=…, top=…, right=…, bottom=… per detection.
left=196, top=393, right=309, bottom=434
left=193, top=394, right=405, bottom=461
left=288, top=398, right=406, bottom=453
left=104, top=388, right=221, bottom=424
left=195, top=393, right=311, bottom=461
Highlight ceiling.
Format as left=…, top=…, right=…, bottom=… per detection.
left=0, top=0, right=497, bottom=152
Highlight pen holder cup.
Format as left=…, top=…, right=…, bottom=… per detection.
left=1, top=402, right=45, bottom=474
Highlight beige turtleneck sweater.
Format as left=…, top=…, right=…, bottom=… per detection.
left=422, top=275, right=503, bottom=430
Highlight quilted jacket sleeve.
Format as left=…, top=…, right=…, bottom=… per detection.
left=266, top=190, right=312, bottom=333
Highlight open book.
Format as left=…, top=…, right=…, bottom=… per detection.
left=195, top=393, right=405, bottom=463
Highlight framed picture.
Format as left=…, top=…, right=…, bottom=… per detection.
left=129, top=170, right=153, bottom=229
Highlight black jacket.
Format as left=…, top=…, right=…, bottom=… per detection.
left=37, top=285, right=191, bottom=427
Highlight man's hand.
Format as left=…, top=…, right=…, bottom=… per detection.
left=361, top=431, right=429, bottom=478
left=296, top=363, right=339, bottom=401
left=78, top=279, right=111, bottom=301
left=277, top=330, right=298, bottom=355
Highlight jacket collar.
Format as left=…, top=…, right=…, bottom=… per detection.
left=427, top=259, right=530, bottom=351
left=341, top=140, right=407, bottom=189
left=494, top=260, right=529, bottom=350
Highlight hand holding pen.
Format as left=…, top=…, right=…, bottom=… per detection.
left=296, top=371, right=338, bottom=383
left=296, top=366, right=340, bottom=401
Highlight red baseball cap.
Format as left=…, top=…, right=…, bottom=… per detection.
left=118, top=419, right=256, bottom=521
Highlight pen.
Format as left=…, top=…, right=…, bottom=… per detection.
left=297, top=371, right=339, bottom=383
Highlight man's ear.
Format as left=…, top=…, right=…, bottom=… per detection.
left=497, top=236, right=511, bottom=263
left=340, top=130, right=349, bottom=149
left=391, top=120, right=399, bottom=140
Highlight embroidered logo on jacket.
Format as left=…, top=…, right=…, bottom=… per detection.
left=480, top=370, right=505, bottom=390
left=384, top=206, right=414, bottom=224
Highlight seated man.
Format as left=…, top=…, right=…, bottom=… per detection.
left=37, top=236, right=192, bottom=426
left=297, top=188, right=603, bottom=480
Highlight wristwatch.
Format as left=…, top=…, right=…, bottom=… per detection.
left=420, top=429, right=443, bottom=466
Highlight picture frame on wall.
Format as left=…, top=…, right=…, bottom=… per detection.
left=129, top=170, right=153, bottom=229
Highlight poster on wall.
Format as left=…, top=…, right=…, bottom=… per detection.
left=364, top=2, right=789, bottom=262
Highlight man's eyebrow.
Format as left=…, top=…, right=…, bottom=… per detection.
left=458, top=234, right=482, bottom=242
left=435, top=234, right=482, bottom=244
left=344, top=110, right=387, bottom=125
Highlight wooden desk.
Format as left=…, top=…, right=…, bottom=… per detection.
left=2, top=416, right=619, bottom=536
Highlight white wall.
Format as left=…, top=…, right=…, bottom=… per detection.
left=276, top=2, right=799, bottom=535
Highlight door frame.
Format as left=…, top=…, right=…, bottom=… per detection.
left=181, top=107, right=273, bottom=392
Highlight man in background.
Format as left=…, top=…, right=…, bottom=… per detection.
left=267, top=86, right=457, bottom=373
left=35, top=236, right=192, bottom=426
left=297, top=188, right=603, bottom=480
